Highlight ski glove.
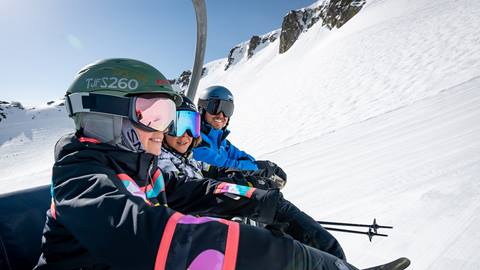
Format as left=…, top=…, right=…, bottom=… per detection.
left=252, top=160, right=287, bottom=189
left=211, top=167, right=281, bottom=190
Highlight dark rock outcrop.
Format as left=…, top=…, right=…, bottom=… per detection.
left=279, top=0, right=365, bottom=54
left=248, top=36, right=261, bottom=59
left=171, top=67, right=207, bottom=93
left=0, top=101, right=24, bottom=122
left=321, top=0, right=366, bottom=29
left=0, top=106, right=5, bottom=122
left=10, top=101, right=24, bottom=110
left=279, top=11, right=304, bottom=54
left=225, top=45, right=242, bottom=71
left=225, top=31, right=279, bottom=70
left=176, top=70, right=192, bottom=89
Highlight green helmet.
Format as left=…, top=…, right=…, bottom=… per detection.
left=67, top=58, right=182, bottom=103
left=66, top=58, right=182, bottom=138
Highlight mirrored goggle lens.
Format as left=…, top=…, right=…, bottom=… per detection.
left=206, top=99, right=234, bottom=117
left=134, top=96, right=176, bottom=132
left=173, top=110, right=201, bottom=138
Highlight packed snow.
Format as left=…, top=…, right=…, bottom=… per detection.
left=1, top=0, right=479, bottom=269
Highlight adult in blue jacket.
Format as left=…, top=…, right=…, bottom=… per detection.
left=193, top=86, right=287, bottom=188
left=193, top=85, right=257, bottom=170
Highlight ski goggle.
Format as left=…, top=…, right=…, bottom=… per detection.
left=131, top=95, right=177, bottom=132
left=66, top=93, right=177, bottom=133
left=169, top=110, right=201, bottom=138
left=199, top=99, right=234, bottom=117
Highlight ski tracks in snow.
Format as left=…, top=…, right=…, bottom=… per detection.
left=261, top=76, right=480, bottom=270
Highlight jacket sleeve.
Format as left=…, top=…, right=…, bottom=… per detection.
left=192, top=141, right=258, bottom=171
left=224, top=140, right=258, bottom=170
left=163, top=170, right=278, bottom=224
left=192, top=143, right=235, bottom=168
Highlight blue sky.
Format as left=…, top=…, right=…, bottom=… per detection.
left=0, top=0, right=315, bottom=105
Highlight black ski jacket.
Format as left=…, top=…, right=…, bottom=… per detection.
left=34, top=133, right=354, bottom=270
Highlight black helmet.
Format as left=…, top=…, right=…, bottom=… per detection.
left=178, top=95, right=198, bottom=113
left=197, top=85, right=234, bottom=118
left=168, top=94, right=201, bottom=138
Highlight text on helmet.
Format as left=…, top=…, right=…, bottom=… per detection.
left=85, top=77, right=139, bottom=90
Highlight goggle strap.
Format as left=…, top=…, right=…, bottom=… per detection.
left=66, top=93, right=130, bottom=118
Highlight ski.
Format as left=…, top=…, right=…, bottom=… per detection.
left=362, top=257, right=411, bottom=270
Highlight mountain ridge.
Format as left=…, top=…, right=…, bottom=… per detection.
left=172, top=0, right=366, bottom=92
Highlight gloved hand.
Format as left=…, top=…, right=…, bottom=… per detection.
left=253, top=160, right=287, bottom=189
left=209, top=165, right=284, bottom=191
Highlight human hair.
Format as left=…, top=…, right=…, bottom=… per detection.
left=192, top=135, right=202, bottom=148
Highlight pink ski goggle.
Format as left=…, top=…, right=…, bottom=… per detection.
left=65, top=92, right=178, bottom=133
left=131, top=95, right=177, bottom=132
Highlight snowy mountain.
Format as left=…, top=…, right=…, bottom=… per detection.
left=0, top=100, right=73, bottom=191
left=172, top=0, right=365, bottom=92
left=1, top=0, right=480, bottom=269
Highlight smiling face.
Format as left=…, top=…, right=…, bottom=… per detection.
left=133, top=126, right=165, bottom=155
left=204, top=111, right=228, bottom=130
left=164, top=132, right=193, bottom=154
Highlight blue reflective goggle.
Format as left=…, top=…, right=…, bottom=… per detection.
left=168, top=110, right=201, bottom=138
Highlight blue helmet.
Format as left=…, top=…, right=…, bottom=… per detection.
left=197, top=86, right=234, bottom=118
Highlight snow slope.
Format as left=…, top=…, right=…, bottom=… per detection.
left=269, top=77, right=480, bottom=269
left=0, top=102, right=73, bottom=192
left=1, top=0, right=480, bottom=269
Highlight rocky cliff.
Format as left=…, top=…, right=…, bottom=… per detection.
left=279, top=0, right=365, bottom=54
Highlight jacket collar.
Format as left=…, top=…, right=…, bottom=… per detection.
left=201, top=121, right=230, bottom=142
left=55, top=133, right=157, bottom=184
left=160, top=143, right=190, bottom=161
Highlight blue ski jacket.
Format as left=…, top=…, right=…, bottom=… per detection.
left=193, top=123, right=259, bottom=171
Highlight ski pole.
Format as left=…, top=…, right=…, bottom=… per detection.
left=322, top=226, right=388, bottom=241
left=317, top=218, right=393, bottom=233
